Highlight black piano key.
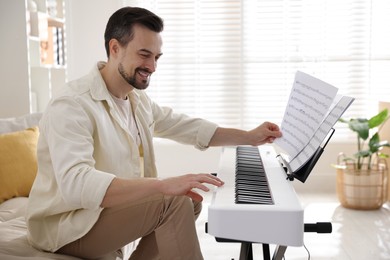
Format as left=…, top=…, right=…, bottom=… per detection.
left=236, top=181, right=268, bottom=187
left=235, top=146, right=274, bottom=205
left=236, top=166, right=264, bottom=173
left=236, top=183, right=269, bottom=190
left=236, top=173, right=266, bottom=180
left=236, top=195, right=273, bottom=204
left=236, top=194, right=273, bottom=202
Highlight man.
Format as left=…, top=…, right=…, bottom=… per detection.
left=26, top=6, right=282, bottom=260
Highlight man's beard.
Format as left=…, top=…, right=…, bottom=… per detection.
left=118, top=63, right=150, bottom=90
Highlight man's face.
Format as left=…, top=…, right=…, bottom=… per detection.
left=118, top=24, right=163, bottom=90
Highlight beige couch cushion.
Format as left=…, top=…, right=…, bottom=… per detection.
left=0, top=197, right=28, bottom=222
left=0, top=113, right=42, bottom=135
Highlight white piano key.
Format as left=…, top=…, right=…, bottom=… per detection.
left=208, top=145, right=304, bottom=247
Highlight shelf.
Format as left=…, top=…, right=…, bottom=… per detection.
left=48, top=16, right=64, bottom=28
left=34, top=0, right=64, bottom=18
left=0, top=0, right=67, bottom=117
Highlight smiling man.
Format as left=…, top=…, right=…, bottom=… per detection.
left=26, top=7, right=282, bottom=260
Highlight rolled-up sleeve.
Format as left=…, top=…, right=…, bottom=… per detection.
left=150, top=100, right=218, bottom=150
left=195, top=120, right=219, bottom=150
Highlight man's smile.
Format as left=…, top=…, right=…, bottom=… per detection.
left=137, top=69, right=151, bottom=80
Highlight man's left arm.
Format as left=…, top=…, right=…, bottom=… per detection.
left=208, top=121, right=282, bottom=147
left=148, top=95, right=281, bottom=148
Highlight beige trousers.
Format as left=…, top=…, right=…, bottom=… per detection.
left=57, top=194, right=203, bottom=260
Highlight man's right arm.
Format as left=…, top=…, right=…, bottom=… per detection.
left=100, top=173, right=224, bottom=208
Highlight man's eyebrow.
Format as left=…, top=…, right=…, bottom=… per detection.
left=139, top=49, right=163, bottom=57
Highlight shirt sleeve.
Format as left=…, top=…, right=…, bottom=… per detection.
left=42, top=97, right=115, bottom=210
left=150, top=99, right=219, bottom=150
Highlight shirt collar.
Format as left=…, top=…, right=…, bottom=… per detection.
left=90, top=62, right=141, bottom=110
left=89, top=61, right=111, bottom=101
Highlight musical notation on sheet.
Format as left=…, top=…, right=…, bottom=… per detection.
left=274, top=71, right=338, bottom=158
left=289, top=95, right=355, bottom=171
left=274, top=71, right=354, bottom=172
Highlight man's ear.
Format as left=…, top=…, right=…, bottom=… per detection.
left=108, top=39, right=121, bottom=58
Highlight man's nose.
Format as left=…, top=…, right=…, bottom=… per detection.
left=145, top=59, right=157, bottom=73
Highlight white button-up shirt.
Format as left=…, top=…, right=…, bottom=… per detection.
left=26, top=62, right=218, bottom=252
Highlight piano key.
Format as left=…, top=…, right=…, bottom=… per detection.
left=236, top=166, right=264, bottom=173
left=236, top=194, right=273, bottom=204
left=207, top=145, right=304, bottom=247
left=234, top=146, right=273, bottom=205
left=236, top=184, right=269, bottom=190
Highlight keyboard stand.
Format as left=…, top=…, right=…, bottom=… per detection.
left=239, top=242, right=274, bottom=260
left=207, top=222, right=332, bottom=260
left=213, top=237, right=281, bottom=260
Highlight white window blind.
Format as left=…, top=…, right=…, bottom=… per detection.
left=124, top=0, right=390, bottom=141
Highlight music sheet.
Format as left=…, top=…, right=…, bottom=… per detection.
left=288, top=95, right=355, bottom=172
left=274, top=71, right=354, bottom=172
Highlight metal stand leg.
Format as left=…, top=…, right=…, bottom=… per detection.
left=272, top=245, right=287, bottom=260
left=263, top=244, right=271, bottom=260
left=238, top=242, right=273, bottom=260
left=239, top=242, right=253, bottom=260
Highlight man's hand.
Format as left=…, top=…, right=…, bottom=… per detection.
left=247, top=121, right=282, bottom=146
left=209, top=121, right=282, bottom=147
left=158, top=173, right=224, bottom=202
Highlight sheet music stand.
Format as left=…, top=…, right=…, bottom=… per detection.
left=278, top=128, right=335, bottom=183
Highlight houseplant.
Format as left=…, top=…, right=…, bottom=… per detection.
left=335, top=108, right=390, bottom=209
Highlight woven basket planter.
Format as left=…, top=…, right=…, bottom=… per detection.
left=335, top=159, right=387, bottom=210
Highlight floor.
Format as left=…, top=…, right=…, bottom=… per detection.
left=196, top=192, right=390, bottom=260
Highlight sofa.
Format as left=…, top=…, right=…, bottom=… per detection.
left=0, top=113, right=134, bottom=259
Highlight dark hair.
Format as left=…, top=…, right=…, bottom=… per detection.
left=104, top=7, right=164, bottom=57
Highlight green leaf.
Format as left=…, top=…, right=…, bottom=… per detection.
left=348, top=119, right=369, bottom=140
left=368, top=109, right=388, bottom=128
left=355, top=150, right=371, bottom=158
left=372, top=140, right=390, bottom=149
left=339, top=108, right=389, bottom=168
left=341, top=157, right=355, bottom=162
left=369, top=133, right=380, bottom=153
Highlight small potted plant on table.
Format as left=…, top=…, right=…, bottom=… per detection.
left=335, top=108, right=390, bottom=210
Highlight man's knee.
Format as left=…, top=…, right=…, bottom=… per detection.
left=192, top=199, right=202, bottom=220
left=167, top=196, right=202, bottom=219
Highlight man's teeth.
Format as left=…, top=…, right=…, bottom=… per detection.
left=138, top=71, right=150, bottom=77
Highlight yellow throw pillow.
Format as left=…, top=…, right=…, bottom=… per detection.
left=0, top=127, right=39, bottom=203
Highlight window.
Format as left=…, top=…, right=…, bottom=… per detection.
left=124, top=0, right=390, bottom=141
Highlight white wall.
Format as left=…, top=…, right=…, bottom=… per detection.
left=65, top=0, right=123, bottom=81
left=64, top=0, right=356, bottom=195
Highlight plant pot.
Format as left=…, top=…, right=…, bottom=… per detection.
left=336, top=161, right=388, bottom=210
